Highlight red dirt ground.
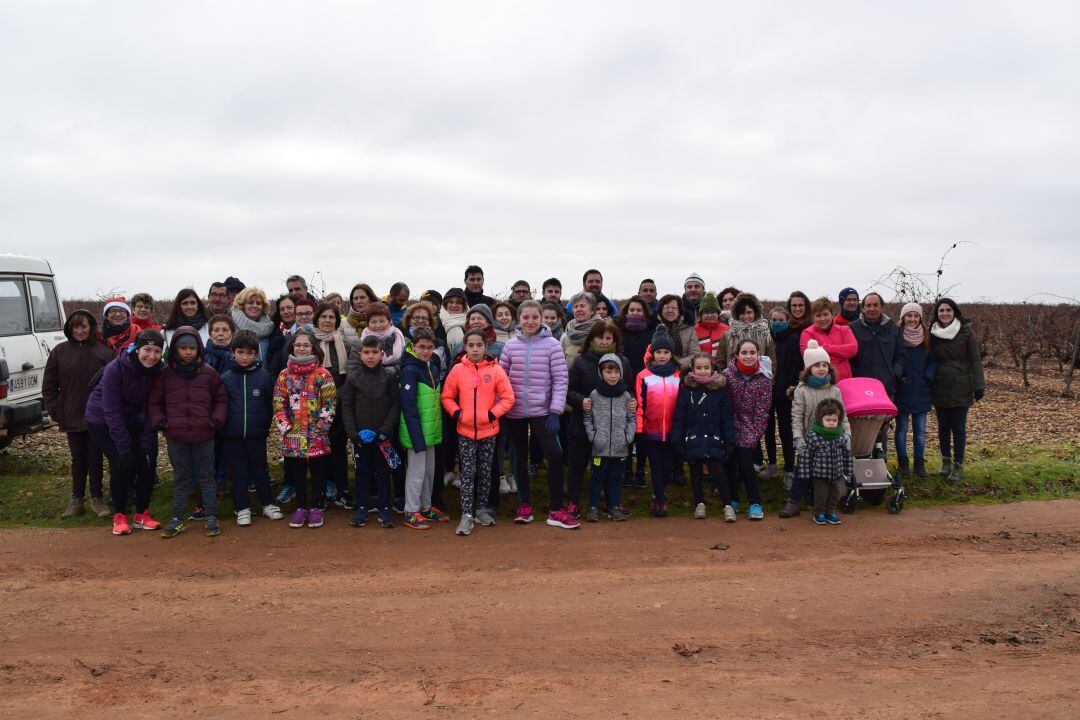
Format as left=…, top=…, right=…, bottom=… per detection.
left=2, top=500, right=1079, bottom=719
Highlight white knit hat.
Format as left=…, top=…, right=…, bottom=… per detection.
left=102, top=298, right=131, bottom=317
left=684, top=272, right=705, bottom=287
left=802, top=339, right=830, bottom=368
left=900, top=302, right=923, bottom=321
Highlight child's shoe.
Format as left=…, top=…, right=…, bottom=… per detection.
left=608, top=505, right=629, bottom=522
left=112, top=512, right=132, bottom=535
left=392, top=498, right=406, bottom=514
left=276, top=485, right=296, bottom=505
left=205, top=516, right=221, bottom=537
left=236, top=508, right=252, bottom=526
left=188, top=507, right=206, bottom=521
left=404, top=512, right=430, bottom=530
left=455, top=514, right=474, bottom=536
left=307, top=508, right=325, bottom=528
left=132, top=511, right=161, bottom=531
left=334, top=493, right=356, bottom=511
left=729, top=499, right=740, bottom=513
left=422, top=507, right=450, bottom=523
left=779, top=500, right=801, bottom=518
left=564, top=502, right=580, bottom=519
left=723, top=505, right=737, bottom=523
left=350, top=508, right=367, bottom=527
left=585, top=506, right=600, bottom=523
left=288, top=508, right=308, bottom=528
left=475, top=508, right=496, bottom=526
left=499, top=475, right=512, bottom=494
left=160, top=517, right=185, bottom=538
left=513, top=504, right=534, bottom=524
left=693, top=502, right=707, bottom=519
left=758, top=463, right=779, bottom=481
left=747, top=503, right=764, bottom=520
left=546, top=509, right=580, bottom=529
left=814, top=512, right=828, bottom=525
left=825, top=513, right=842, bottom=525
left=262, top=504, right=284, bottom=520
left=378, top=508, right=395, bottom=528
left=650, top=500, right=668, bottom=518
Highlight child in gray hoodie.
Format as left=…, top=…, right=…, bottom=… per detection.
left=583, top=354, right=637, bottom=522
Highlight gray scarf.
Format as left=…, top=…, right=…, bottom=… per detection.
left=564, top=316, right=601, bottom=346
left=231, top=309, right=274, bottom=338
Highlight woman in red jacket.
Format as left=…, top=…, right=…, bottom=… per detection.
left=800, top=297, right=858, bottom=381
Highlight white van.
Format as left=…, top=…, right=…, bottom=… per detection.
left=0, top=254, right=66, bottom=449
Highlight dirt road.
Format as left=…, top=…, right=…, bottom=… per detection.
left=2, top=500, right=1078, bottom=719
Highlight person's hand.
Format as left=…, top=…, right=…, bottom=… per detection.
left=488, top=411, right=496, bottom=423
left=626, top=399, right=637, bottom=413
left=359, top=429, right=376, bottom=444
left=582, top=398, right=592, bottom=412
left=974, top=388, right=985, bottom=401
left=795, top=437, right=806, bottom=453
left=453, top=410, right=462, bottom=423
left=545, top=413, right=560, bottom=435
left=277, top=420, right=290, bottom=435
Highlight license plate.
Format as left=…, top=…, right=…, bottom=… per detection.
left=9, top=374, right=39, bottom=392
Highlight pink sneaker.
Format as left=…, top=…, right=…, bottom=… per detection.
left=546, top=509, right=581, bottom=530
left=132, top=511, right=161, bottom=531
left=513, top=504, right=534, bottom=524
left=307, top=508, right=324, bottom=528
left=289, top=508, right=308, bottom=528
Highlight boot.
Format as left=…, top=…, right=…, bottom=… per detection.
left=89, top=496, right=111, bottom=518
left=947, top=462, right=963, bottom=484
left=939, top=458, right=952, bottom=478
left=914, top=458, right=927, bottom=479
left=61, top=497, right=85, bottom=519
left=897, top=457, right=911, bottom=480
left=778, top=499, right=801, bottom=518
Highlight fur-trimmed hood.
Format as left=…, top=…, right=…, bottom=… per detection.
left=682, top=373, right=727, bottom=391
left=731, top=292, right=763, bottom=322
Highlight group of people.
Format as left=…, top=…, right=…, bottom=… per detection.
left=41, top=266, right=986, bottom=537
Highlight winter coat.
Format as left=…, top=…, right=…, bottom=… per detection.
left=772, top=326, right=803, bottom=400
left=84, top=349, right=163, bottom=455
left=692, top=321, right=730, bottom=361
left=220, top=360, right=274, bottom=439
left=342, top=313, right=366, bottom=351
left=398, top=345, right=443, bottom=451
left=791, top=379, right=851, bottom=440
left=273, top=357, right=337, bottom=458
left=722, top=359, right=772, bottom=448
left=621, top=326, right=653, bottom=379
left=719, top=294, right=775, bottom=368
left=800, top=323, right=858, bottom=381
left=340, top=362, right=400, bottom=441
left=850, top=315, right=906, bottom=396
left=635, top=364, right=680, bottom=441
left=895, top=344, right=936, bottom=415
left=795, top=429, right=853, bottom=482
left=42, top=315, right=113, bottom=433
left=566, top=350, right=632, bottom=438
left=584, top=388, right=637, bottom=458
left=146, top=328, right=228, bottom=445
left=441, top=355, right=515, bottom=441
left=930, top=322, right=985, bottom=408
left=671, top=375, right=736, bottom=461
left=204, top=341, right=233, bottom=375
left=500, top=325, right=569, bottom=419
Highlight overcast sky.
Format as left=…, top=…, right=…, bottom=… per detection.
left=2, top=1, right=1077, bottom=303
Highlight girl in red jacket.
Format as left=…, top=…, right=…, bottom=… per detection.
left=636, top=324, right=681, bottom=517
left=799, top=296, right=858, bottom=381
left=441, top=329, right=516, bottom=536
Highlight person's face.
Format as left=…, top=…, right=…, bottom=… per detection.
left=360, top=345, right=383, bottom=368
left=638, top=283, right=656, bottom=302
left=661, top=301, right=680, bottom=323
left=542, top=309, right=559, bottom=327
left=595, top=303, right=610, bottom=319
left=843, top=294, right=860, bottom=312
left=738, top=306, right=756, bottom=323
left=467, top=313, right=489, bottom=331
left=862, top=296, right=883, bottom=323
left=137, top=344, right=162, bottom=367
left=770, top=310, right=788, bottom=324
left=692, top=357, right=713, bottom=375
left=519, top=308, right=542, bottom=335
left=232, top=347, right=257, bottom=367
left=413, top=339, right=435, bottom=361
left=278, top=299, right=295, bottom=324
left=821, top=413, right=840, bottom=430
left=366, top=314, right=389, bottom=332
left=583, top=273, right=603, bottom=294
left=133, top=302, right=152, bottom=320
left=71, top=319, right=91, bottom=342
left=409, top=309, right=431, bottom=328
left=543, top=286, right=562, bottom=304
left=814, top=308, right=833, bottom=330
left=811, top=361, right=830, bottom=378
left=293, top=305, right=315, bottom=326
left=207, top=288, right=227, bottom=310
left=572, top=299, right=593, bottom=323
left=720, top=293, right=736, bottom=311
left=465, top=273, right=484, bottom=293
left=594, top=330, right=614, bottom=351
left=326, top=297, right=343, bottom=313
left=210, top=322, right=233, bottom=346
left=180, top=296, right=199, bottom=318
left=626, top=302, right=645, bottom=319
left=317, top=309, right=338, bottom=333
left=465, top=335, right=487, bottom=362
left=287, top=281, right=307, bottom=297
left=684, top=281, right=704, bottom=301
left=495, top=307, right=513, bottom=327
left=244, top=296, right=263, bottom=320
left=601, top=364, right=621, bottom=385
left=937, top=304, right=955, bottom=325
left=652, top=348, right=672, bottom=364
left=106, top=308, right=128, bottom=326
left=394, top=287, right=410, bottom=305
left=700, top=310, right=720, bottom=324
left=351, top=292, right=371, bottom=313
left=738, top=343, right=759, bottom=364
left=176, top=345, right=198, bottom=362
left=903, top=311, right=922, bottom=328
left=444, top=297, right=465, bottom=314
left=788, top=296, right=807, bottom=319
left=292, top=335, right=314, bottom=355
left=511, top=285, right=530, bottom=302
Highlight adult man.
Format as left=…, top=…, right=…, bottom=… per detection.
left=542, top=278, right=563, bottom=305
left=836, top=288, right=861, bottom=325
left=638, top=278, right=658, bottom=313
left=286, top=274, right=318, bottom=303
left=509, top=280, right=532, bottom=308
left=463, top=265, right=495, bottom=308
left=850, top=292, right=905, bottom=457
left=223, top=277, right=245, bottom=307
left=565, top=269, right=618, bottom=317
left=206, top=282, right=229, bottom=316
left=682, top=272, right=706, bottom=324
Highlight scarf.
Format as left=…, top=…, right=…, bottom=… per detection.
left=726, top=317, right=771, bottom=358
left=812, top=422, right=843, bottom=440
left=232, top=309, right=274, bottom=339
left=840, top=307, right=860, bottom=323
left=770, top=321, right=790, bottom=334
left=173, top=358, right=200, bottom=380
left=131, top=315, right=158, bottom=332
left=903, top=323, right=925, bottom=347
left=789, top=312, right=811, bottom=331
left=440, top=308, right=466, bottom=330
left=596, top=375, right=627, bottom=398
left=691, top=370, right=721, bottom=385
left=807, top=373, right=831, bottom=388
left=589, top=342, right=614, bottom=356
left=931, top=320, right=961, bottom=341
left=181, top=314, right=207, bottom=331
left=345, top=310, right=366, bottom=331
left=547, top=320, right=564, bottom=340
left=648, top=360, right=677, bottom=378
left=102, top=319, right=130, bottom=341
left=737, top=360, right=759, bottom=376
left=564, top=316, right=601, bottom=345
left=314, top=328, right=348, bottom=374
left=288, top=354, right=318, bottom=372
left=624, top=315, right=648, bottom=332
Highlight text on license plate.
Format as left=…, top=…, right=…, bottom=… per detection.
left=9, top=375, right=39, bottom=392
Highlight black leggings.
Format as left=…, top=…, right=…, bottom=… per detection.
left=67, top=430, right=104, bottom=499
left=765, top=394, right=794, bottom=470
left=728, top=446, right=762, bottom=505
left=935, top=406, right=969, bottom=464
left=566, top=430, right=592, bottom=508
left=86, top=421, right=154, bottom=515
left=285, top=456, right=330, bottom=510
left=506, top=417, right=563, bottom=510
left=690, top=458, right=729, bottom=505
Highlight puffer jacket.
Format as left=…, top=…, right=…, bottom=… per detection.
left=441, top=355, right=515, bottom=440
left=791, top=374, right=851, bottom=440
left=146, top=327, right=228, bottom=445
left=566, top=349, right=632, bottom=438
left=930, top=322, right=985, bottom=408
left=220, top=359, right=274, bottom=439
left=398, top=344, right=443, bottom=450
left=84, top=348, right=162, bottom=455
left=500, top=325, right=568, bottom=419
left=800, top=322, right=858, bottom=381
left=850, top=315, right=906, bottom=396
left=895, top=344, right=936, bottom=414
left=635, top=363, right=680, bottom=441
left=722, top=359, right=772, bottom=448
left=671, top=374, right=736, bottom=461
left=584, top=361, right=637, bottom=458
left=273, top=356, right=337, bottom=458
left=43, top=312, right=113, bottom=433
left=340, top=361, right=400, bottom=440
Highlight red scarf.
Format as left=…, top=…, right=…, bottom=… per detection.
left=737, top=360, right=759, bottom=376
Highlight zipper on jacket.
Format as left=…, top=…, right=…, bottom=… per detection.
left=608, top=396, right=614, bottom=456
left=242, top=373, right=248, bottom=438
left=523, top=336, right=532, bottom=416
left=472, top=363, right=479, bottom=440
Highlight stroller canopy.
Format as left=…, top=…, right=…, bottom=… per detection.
left=838, top=377, right=897, bottom=418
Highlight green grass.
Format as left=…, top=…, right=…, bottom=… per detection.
left=1, top=443, right=1076, bottom=528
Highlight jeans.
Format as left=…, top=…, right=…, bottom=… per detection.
left=285, top=455, right=330, bottom=510
left=353, top=440, right=392, bottom=512
left=639, top=437, right=672, bottom=503
left=935, top=406, right=969, bottom=464
left=167, top=438, right=217, bottom=520
left=225, top=435, right=273, bottom=511
left=67, top=430, right=104, bottom=499
left=506, top=416, right=564, bottom=510
left=86, top=420, right=154, bottom=515
left=589, top=456, right=625, bottom=509
left=894, top=411, right=928, bottom=461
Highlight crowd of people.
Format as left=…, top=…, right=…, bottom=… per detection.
left=41, top=266, right=987, bottom=537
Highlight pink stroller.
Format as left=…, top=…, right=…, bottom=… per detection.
left=837, top=377, right=905, bottom=514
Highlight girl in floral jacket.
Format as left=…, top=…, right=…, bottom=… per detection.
left=273, top=330, right=337, bottom=529
left=722, top=338, right=772, bottom=520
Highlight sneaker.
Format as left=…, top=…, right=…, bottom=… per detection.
left=205, top=516, right=221, bottom=536
left=506, top=474, right=518, bottom=493
left=546, top=509, right=580, bottom=529
left=528, top=463, right=539, bottom=477
left=730, top=500, right=740, bottom=513
left=404, top=512, right=430, bottom=530
left=350, top=508, right=368, bottom=527
left=564, top=502, right=580, bottom=519
left=723, top=505, right=737, bottom=523
left=693, top=502, right=707, bottom=520
left=947, top=463, right=964, bottom=485
left=275, top=485, right=296, bottom=505
left=586, top=506, right=600, bottom=523
left=236, top=508, right=252, bottom=526
left=247, top=483, right=256, bottom=494
left=455, top=514, right=474, bottom=536
left=160, top=517, right=185, bottom=538
left=308, top=508, right=324, bottom=528
left=814, top=512, right=827, bottom=525
left=188, top=507, right=206, bottom=521
left=825, top=513, right=842, bottom=525
left=132, top=511, right=162, bottom=530
left=378, top=508, right=395, bottom=528
left=62, top=497, right=85, bottom=519
left=421, top=507, right=450, bottom=523
left=475, top=508, right=496, bottom=526
left=758, top=464, right=779, bottom=481
left=262, top=504, right=284, bottom=521
left=334, top=494, right=356, bottom=511
left=608, top=505, right=629, bottom=522
left=514, top=504, right=534, bottom=524
left=499, top=475, right=512, bottom=494
left=650, top=500, right=668, bottom=518
left=392, top=498, right=406, bottom=514
left=747, top=503, right=764, bottom=520
left=289, top=508, right=308, bottom=528
left=89, top=496, right=111, bottom=518
left=112, top=512, right=132, bottom=535
left=779, top=500, right=801, bottom=518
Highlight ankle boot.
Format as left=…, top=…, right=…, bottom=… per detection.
left=939, top=458, right=952, bottom=478
left=897, top=457, right=911, bottom=479
left=914, top=458, right=927, bottom=479
left=947, top=462, right=963, bottom=484
left=61, top=497, right=84, bottom=519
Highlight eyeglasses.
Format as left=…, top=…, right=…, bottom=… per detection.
left=209, top=292, right=227, bottom=299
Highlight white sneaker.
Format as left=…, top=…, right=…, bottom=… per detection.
left=455, top=514, right=474, bottom=536
left=451, top=475, right=461, bottom=489
left=693, top=502, right=707, bottom=520
left=236, top=508, right=252, bottom=526
left=507, top=474, right=518, bottom=492
left=443, top=471, right=455, bottom=484
left=723, top=505, right=737, bottom=523
left=262, top=504, right=284, bottom=521
left=499, top=475, right=512, bottom=494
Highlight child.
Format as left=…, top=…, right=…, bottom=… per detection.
left=583, top=354, right=636, bottom=522
left=672, top=353, right=736, bottom=521
left=204, top=314, right=235, bottom=374
left=636, top=323, right=681, bottom=517
left=360, top=302, right=405, bottom=367
left=795, top=398, right=853, bottom=525
left=491, top=301, right=517, bottom=344
left=783, top=340, right=851, bottom=518
left=541, top=303, right=565, bottom=341
left=147, top=327, right=228, bottom=538
left=441, top=329, right=515, bottom=535
left=43, top=309, right=114, bottom=519
left=399, top=327, right=447, bottom=530
left=721, top=338, right=772, bottom=520
left=273, top=330, right=337, bottom=529
left=220, top=330, right=282, bottom=526
left=340, top=335, right=400, bottom=529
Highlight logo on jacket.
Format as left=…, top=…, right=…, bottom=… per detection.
left=253, top=389, right=261, bottom=397
left=483, top=374, right=492, bottom=383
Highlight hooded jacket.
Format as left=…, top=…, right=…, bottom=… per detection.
left=147, top=327, right=228, bottom=445
left=583, top=354, right=637, bottom=457
left=220, top=359, right=274, bottom=439
left=441, top=354, right=515, bottom=440
left=340, top=360, right=400, bottom=440
left=566, top=349, right=632, bottom=438
left=84, top=346, right=163, bottom=456
left=635, top=362, right=680, bottom=440
left=722, top=357, right=773, bottom=448
left=720, top=293, right=776, bottom=369
left=800, top=322, right=858, bottom=381
left=672, top=373, right=736, bottom=460
left=850, top=314, right=906, bottom=396
left=499, top=324, right=569, bottom=419
left=43, top=311, right=113, bottom=433
left=398, top=343, right=443, bottom=451
left=273, top=355, right=337, bottom=458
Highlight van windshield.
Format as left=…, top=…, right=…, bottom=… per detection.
left=0, top=277, right=31, bottom=335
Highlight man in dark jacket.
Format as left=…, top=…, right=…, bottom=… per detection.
left=463, top=265, right=496, bottom=308
left=850, top=293, right=905, bottom=457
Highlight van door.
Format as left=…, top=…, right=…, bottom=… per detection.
left=0, top=275, right=45, bottom=401
left=28, top=277, right=66, bottom=354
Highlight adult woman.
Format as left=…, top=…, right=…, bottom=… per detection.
left=895, top=303, right=935, bottom=480
left=491, top=301, right=518, bottom=344
left=722, top=293, right=775, bottom=370
left=718, top=287, right=741, bottom=324
left=84, top=330, right=165, bottom=535
left=231, top=287, right=275, bottom=363
left=762, top=303, right=799, bottom=483
left=800, top=297, right=858, bottom=381
left=313, top=301, right=351, bottom=507
left=323, top=292, right=345, bottom=315
left=617, top=296, right=655, bottom=379
left=656, top=294, right=695, bottom=359
left=560, top=292, right=602, bottom=366
left=439, top=288, right=469, bottom=349
left=929, top=298, right=985, bottom=483
left=163, top=288, right=210, bottom=346
left=343, top=283, right=377, bottom=350
left=403, top=301, right=448, bottom=372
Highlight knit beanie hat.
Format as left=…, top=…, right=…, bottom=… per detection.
left=224, top=276, right=246, bottom=293
left=651, top=323, right=675, bottom=353
left=838, top=287, right=858, bottom=304
left=172, top=333, right=199, bottom=349
left=420, top=289, right=443, bottom=307
left=467, top=303, right=495, bottom=326
left=103, top=298, right=131, bottom=318
left=698, top=292, right=721, bottom=316
left=802, top=339, right=830, bottom=368
left=134, top=329, right=165, bottom=350
left=900, top=302, right=923, bottom=320
left=684, top=272, right=705, bottom=287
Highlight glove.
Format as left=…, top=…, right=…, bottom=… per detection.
left=452, top=410, right=462, bottom=423
left=277, top=420, right=290, bottom=435
left=118, top=453, right=136, bottom=473
left=488, top=411, right=497, bottom=423
left=974, top=388, right=985, bottom=401
left=840, top=435, right=851, bottom=451
left=359, top=429, right=376, bottom=444
left=795, top=437, right=806, bottom=453
left=545, top=413, right=560, bottom=435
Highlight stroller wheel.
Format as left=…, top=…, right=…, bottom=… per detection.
left=887, top=489, right=906, bottom=515
left=840, top=492, right=859, bottom=514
